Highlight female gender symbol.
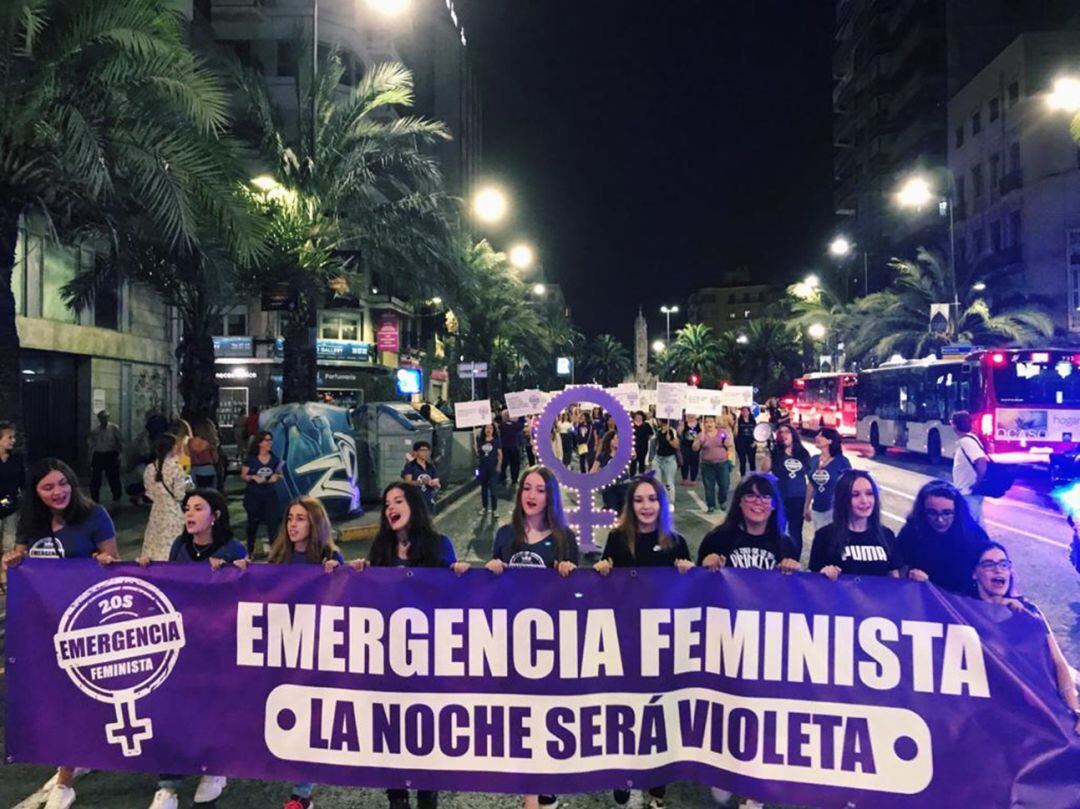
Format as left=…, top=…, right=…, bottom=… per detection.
left=534, top=387, right=635, bottom=553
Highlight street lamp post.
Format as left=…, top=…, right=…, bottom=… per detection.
left=660, top=305, right=679, bottom=345
left=896, top=173, right=959, bottom=317
left=829, top=235, right=870, bottom=297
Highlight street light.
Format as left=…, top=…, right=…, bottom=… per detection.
left=652, top=340, right=666, bottom=354
left=532, top=283, right=546, bottom=296
left=660, top=304, right=679, bottom=344
left=366, top=0, right=410, bottom=16
left=473, top=187, right=508, bottom=223
left=804, top=274, right=819, bottom=288
left=736, top=333, right=749, bottom=345
left=828, top=237, right=851, bottom=257
left=509, top=243, right=534, bottom=269
left=896, top=172, right=959, bottom=316
left=430, top=296, right=443, bottom=305
left=808, top=322, right=827, bottom=340
left=1047, top=76, right=1080, bottom=112
left=972, top=282, right=986, bottom=292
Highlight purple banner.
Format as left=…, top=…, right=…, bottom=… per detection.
left=7, top=561, right=1080, bottom=807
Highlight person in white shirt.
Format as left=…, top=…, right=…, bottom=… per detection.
left=951, top=411, right=987, bottom=524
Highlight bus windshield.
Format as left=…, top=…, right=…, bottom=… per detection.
left=992, top=357, right=1080, bottom=406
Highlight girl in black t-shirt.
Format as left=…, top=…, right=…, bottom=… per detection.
left=734, top=406, right=757, bottom=475
left=595, top=475, right=691, bottom=808
left=810, top=470, right=900, bottom=579
left=698, top=473, right=800, bottom=573
left=487, top=466, right=578, bottom=574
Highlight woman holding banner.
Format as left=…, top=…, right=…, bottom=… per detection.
left=809, top=470, right=901, bottom=579
left=595, top=474, right=692, bottom=809
left=267, top=496, right=343, bottom=809
left=972, top=542, right=1080, bottom=734
left=897, top=479, right=988, bottom=595
left=349, top=481, right=464, bottom=809
left=3, top=458, right=120, bottom=809
left=697, top=473, right=801, bottom=573
left=140, top=488, right=246, bottom=809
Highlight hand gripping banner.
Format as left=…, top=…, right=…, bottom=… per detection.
left=7, top=561, right=1080, bottom=807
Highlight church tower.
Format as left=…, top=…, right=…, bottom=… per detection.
left=634, top=306, right=648, bottom=381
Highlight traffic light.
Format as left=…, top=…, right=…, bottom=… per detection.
left=688, top=373, right=700, bottom=387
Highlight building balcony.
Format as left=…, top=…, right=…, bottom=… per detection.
left=210, top=0, right=267, bottom=22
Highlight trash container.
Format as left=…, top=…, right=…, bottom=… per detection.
left=413, top=401, right=457, bottom=482
left=353, top=402, right=434, bottom=502
left=260, top=402, right=362, bottom=519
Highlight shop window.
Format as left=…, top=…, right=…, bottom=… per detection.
left=41, top=241, right=79, bottom=323
left=211, top=309, right=248, bottom=337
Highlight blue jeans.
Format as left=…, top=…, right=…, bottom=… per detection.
left=700, top=460, right=730, bottom=510
left=654, top=454, right=678, bottom=504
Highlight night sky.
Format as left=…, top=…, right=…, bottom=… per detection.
left=457, top=1, right=836, bottom=344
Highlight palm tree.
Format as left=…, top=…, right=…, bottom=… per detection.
left=846, top=248, right=1053, bottom=364
left=0, top=0, right=259, bottom=423
left=580, top=334, right=632, bottom=387
left=717, top=319, right=803, bottom=397
left=232, top=51, right=456, bottom=402
left=663, top=322, right=721, bottom=384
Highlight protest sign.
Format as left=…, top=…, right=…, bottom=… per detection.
left=656, top=383, right=688, bottom=420
left=684, top=388, right=724, bottom=416
left=454, top=399, right=492, bottom=429
left=721, top=385, right=754, bottom=408
left=505, top=390, right=546, bottom=419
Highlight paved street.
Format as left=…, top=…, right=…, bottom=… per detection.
left=1, top=445, right=1077, bottom=809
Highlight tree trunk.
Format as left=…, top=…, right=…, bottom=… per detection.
left=282, top=294, right=317, bottom=403
left=0, top=203, right=23, bottom=426
left=178, top=328, right=218, bottom=422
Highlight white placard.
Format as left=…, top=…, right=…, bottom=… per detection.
left=92, top=388, right=107, bottom=418
left=505, top=389, right=545, bottom=419
left=606, top=386, right=640, bottom=412
left=454, top=399, right=493, bottom=429
left=640, top=388, right=657, bottom=408
left=656, top=382, right=688, bottom=420
left=721, top=385, right=755, bottom=408
left=684, top=387, right=724, bottom=416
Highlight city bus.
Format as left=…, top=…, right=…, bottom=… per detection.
left=855, top=349, right=1080, bottom=464
left=791, top=372, right=858, bottom=436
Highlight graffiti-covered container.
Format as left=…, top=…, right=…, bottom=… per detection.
left=259, top=403, right=362, bottom=518
left=352, top=403, right=434, bottom=503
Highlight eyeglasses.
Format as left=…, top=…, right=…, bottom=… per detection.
left=977, top=559, right=1013, bottom=572
left=740, top=493, right=773, bottom=504
left=924, top=508, right=955, bottom=519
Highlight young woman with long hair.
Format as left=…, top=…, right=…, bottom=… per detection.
left=241, top=430, right=284, bottom=556
left=349, top=481, right=463, bottom=809
left=760, top=423, right=811, bottom=555
left=141, top=433, right=190, bottom=561
left=266, top=497, right=343, bottom=809
left=595, top=475, right=691, bottom=808
left=804, top=427, right=851, bottom=532
left=3, top=458, right=119, bottom=809
left=971, top=542, right=1080, bottom=735
left=476, top=422, right=503, bottom=514
left=590, top=429, right=628, bottom=513
left=187, top=418, right=220, bottom=489
left=487, top=466, right=578, bottom=574
left=809, top=470, right=900, bottom=579
left=698, top=474, right=800, bottom=573
left=678, top=413, right=701, bottom=486
left=896, top=479, right=989, bottom=595
left=139, top=488, right=246, bottom=809
left=733, top=406, right=757, bottom=475
left=573, top=411, right=594, bottom=473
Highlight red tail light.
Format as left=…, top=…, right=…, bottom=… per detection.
left=991, top=352, right=1006, bottom=365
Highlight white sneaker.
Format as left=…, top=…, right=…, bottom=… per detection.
left=739, top=801, right=764, bottom=809
left=45, top=785, right=75, bottom=809
left=193, top=775, right=227, bottom=803
left=710, top=788, right=733, bottom=805
left=149, top=788, right=179, bottom=809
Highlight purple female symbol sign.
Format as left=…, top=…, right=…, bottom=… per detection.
left=534, top=387, right=634, bottom=552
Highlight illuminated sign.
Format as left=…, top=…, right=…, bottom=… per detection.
left=396, top=367, right=423, bottom=395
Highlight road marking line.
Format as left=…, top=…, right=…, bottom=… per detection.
left=686, top=489, right=724, bottom=524
left=434, top=485, right=479, bottom=524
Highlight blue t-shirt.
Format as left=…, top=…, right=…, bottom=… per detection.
left=772, top=450, right=810, bottom=500
left=491, top=524, right=580, bottom=568
left=808, top=454, right=852, bottom=513
left=168, top=535, right=248, bottom=564
left=287, top=549, right=345, bottom=565
left=244, top=453, right=283, bottom=497
left=402, top=459, right=439, bottom=507
left=389, top=535, right=456, bottom=567
left=476, top=434, right=502, bottom=469
left=23, top=504, right=115, bottom=559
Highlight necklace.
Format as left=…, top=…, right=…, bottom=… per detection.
left=188, top=538, right=216, bottom=560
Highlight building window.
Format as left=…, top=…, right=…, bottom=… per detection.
left=1009, top=210, right=1022, bottom=247
left=955, top=125, right=964, bottom=148
left=320, top=313, right=361, bottom=341
left=728, top=312, right=736, bottom=320
left=1009, top=142, right=1021, bottom=174
left=974, top=227, right=985, bottom=255
left=972, top=164, right=984, bottom=198
left=956, top=176, right=966, bottom=209
left=990, top=220, right=1002, bottom=252
left=989, top=152, right=1000, bottom=190
left=988, top=97, right=1000, bottom=122
left=91, top=254, right=120, bottom=331
left=727, top=293, right=735, bottom=304
left=971, top=111, right=981, bottom=135
left=42, top=241, right=80, bottom=324
left=1007, top=80, right=1020, bottom=107
left=211, top=310, right=248, bottom=337
left=956, top=236, right=967, bottom=266
left=277, top=42, right=298, bottom=77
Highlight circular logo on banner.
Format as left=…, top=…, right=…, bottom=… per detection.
left=53, top=577, right=186, bottom=757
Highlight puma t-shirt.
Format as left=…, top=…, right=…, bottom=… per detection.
left=809, top=524, right=900, bottom=577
